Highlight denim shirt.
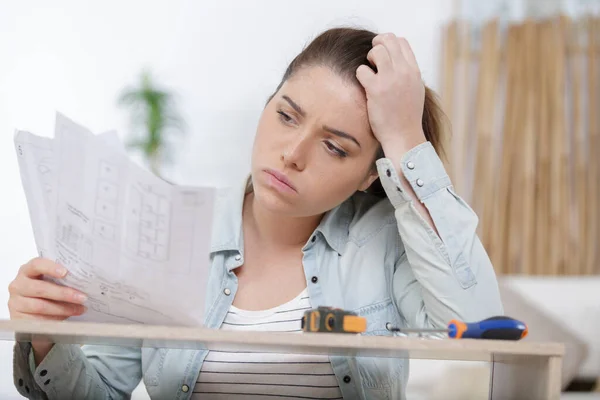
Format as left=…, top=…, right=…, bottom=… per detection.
left=13, top=142, right=503, bottom=400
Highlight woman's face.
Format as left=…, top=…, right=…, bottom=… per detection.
left=250, top=65, right=380, bottom=217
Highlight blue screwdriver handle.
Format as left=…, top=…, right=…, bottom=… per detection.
left=447, top=316, right=528, bottom=340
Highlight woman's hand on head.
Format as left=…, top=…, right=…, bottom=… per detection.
left=356, top=33, right=426, bottom=152
left=8, top=257, right=88, bottom=321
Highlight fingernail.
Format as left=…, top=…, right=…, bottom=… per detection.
left=56, top=267, right=67, bottom=277
left=75, top=293, right=88, bottom=303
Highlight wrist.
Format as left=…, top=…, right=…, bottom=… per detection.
left=32, top=338, right=54, bottom=366
left=379, top=130, right=427, bottom=159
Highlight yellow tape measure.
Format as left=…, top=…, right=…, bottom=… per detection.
left=301, top=306, right=367, bottom=334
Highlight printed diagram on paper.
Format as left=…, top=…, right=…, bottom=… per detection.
left=126, top=183, right=171, bottom=262
left=14, top=113, right=215, bottom=326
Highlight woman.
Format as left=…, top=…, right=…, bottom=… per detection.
left=10, top=27, right=502, bottom=400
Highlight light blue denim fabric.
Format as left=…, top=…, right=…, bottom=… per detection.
left=13, top=142, right=503, bottom=399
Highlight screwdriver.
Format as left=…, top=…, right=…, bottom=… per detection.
left=386, top=316, right=528, bottom=340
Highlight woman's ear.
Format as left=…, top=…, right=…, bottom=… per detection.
left=358, top=170, right=379, bottom=192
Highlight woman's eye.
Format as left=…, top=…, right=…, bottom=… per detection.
left=325, top=142, right=348, bottom=158
left=277, top=111, right=294, bottom=124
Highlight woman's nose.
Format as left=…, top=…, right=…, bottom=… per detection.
left=281, top=136, right=309, bottom=171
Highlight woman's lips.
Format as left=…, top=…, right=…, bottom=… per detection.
left=263, top=169, right=297, bottom=193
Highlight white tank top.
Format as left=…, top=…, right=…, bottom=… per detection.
left=192, top=288, right=343, bottom=399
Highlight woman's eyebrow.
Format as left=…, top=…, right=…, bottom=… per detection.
left=282, top=94, right=361, bottom=148
left=323, top=126, right=361, bottom=148
left=282, top=95, right=306, bottom=117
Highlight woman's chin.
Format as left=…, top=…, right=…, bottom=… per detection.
left=252, top=186, right=303, bottom=216
left=254, top=190, right=291, bottom=210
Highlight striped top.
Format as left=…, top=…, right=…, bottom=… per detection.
left=192, top=289, right=343, bottom=399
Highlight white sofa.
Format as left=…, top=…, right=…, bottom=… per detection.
left=405, top=276, right=600, bottom=399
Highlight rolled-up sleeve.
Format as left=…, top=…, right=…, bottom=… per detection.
left=14, top=341, right=48, bottom=399
left=376, top=141, right=503, bottom=329
left=13, top=341, right=142, bottom=400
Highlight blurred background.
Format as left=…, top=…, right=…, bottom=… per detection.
left=0, top=0, right=599, bottom=398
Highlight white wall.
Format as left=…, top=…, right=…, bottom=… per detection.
left=0, top=0, right=453, bottom=397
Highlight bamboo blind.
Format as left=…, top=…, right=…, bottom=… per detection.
left=440, top=15, right=600, bottom=276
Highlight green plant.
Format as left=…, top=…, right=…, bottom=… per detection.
left=118, top=70, right=184, bottom=177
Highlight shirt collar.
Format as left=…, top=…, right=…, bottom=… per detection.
left=209, top=175, right=251, bottom=255
left=209, top=175, right=353, bottom=256
left=311, top=197, right=352, bottom=255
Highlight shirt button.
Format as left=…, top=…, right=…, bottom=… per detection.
left=44, top=379, right=51, bottom=385
left=40, top=370, right=48, bottom=377
left=311, top=276, right=318, bottom=283
left=416, top=178, right=424, bottom=187
left=343, top=375, right=351, bottom=383
left=235, top=254, right=242, bottom=261
left=311, top=236, right=316, bottom=243
left=407, top=161, right=415, bottom=170
left=386, top=169, right=391, bottom=177
left=182, top=384, right=189, bottom=393
left=18, top=379, right=23, bottom=387
left=223, top=288, right=231, bottom=296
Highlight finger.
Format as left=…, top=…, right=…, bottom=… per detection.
left=372, top=33, right=407, bottom=67
left=20, top=258, right=68, bottom=280
left=366, top=44, right=392, bottom=74
left=397, top=37, right=420, bottom=71
left=15, top=278, right=87, bottom=304
left=11, top=296, right=86, bottom=318
left=356, top=65, right=376, bottom=89
left=11, top=311, right=66, bottom=321
left=372, top=32, right=395, bottom=47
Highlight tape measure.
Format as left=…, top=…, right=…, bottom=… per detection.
left=301, top=306, right=367, bottom=333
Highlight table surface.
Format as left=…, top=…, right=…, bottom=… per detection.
left=0, top=319, right=565, bottom=362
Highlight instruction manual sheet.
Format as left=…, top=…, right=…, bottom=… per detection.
left=14, top=113, right=215, bottom=326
